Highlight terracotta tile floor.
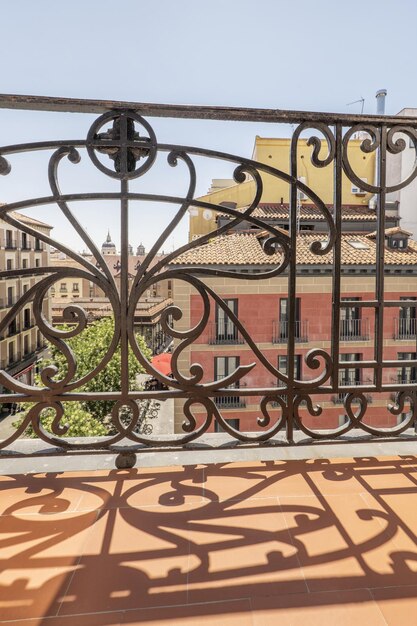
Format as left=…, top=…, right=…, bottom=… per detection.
left=2, top=456, right=417, bottom=624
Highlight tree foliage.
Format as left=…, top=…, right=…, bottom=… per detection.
left=14, top=317, right=152, bottom=438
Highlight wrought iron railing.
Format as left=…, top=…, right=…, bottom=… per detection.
left=0, top=296, right=18, bottom=309
left=272, top=320, right=308, bottom=343
left=214, top=396, right=246, bottom=409
left=394, top=317, right=417, bottom=339
left=208, top=321, right=245, bottom=345
left=4, top=237, right=17, bottom=249
left=340, top=318, right=370, bottom=341
left=0, top=94, right=417, bottom=463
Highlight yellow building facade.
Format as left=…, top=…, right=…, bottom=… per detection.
left=189, top=136, right=376, bottom=240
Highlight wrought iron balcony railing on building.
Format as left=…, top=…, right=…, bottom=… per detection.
left=0, top=94, right=417, bottom=465
left=340, top=318, right=370, bottom=341
left=3, top=351, right=22, bottom=368
left=208, top=321, right=245, bottom=345
left=0, top=296, right=18, bottom=309
left=4, top=238, right=17, bottom=250
left=272, top=320, right=309, bottom=343
left=214, top=395, right=246, bottom=409
left=333, top=392, right=373, bottom=405
left=394, top=317, right=417, bottom=340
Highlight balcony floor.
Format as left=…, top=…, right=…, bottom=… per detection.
left=1, top=456, right=417, bottom=625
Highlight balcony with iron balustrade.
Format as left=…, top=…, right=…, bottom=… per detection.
left=272, top=319, right=309, bottom=343
left=339, top=318, right=370, bottom=341
left=1, top=94, right=417, bottom=625
left=394, top=317, right=417, bottom=340
left=4, top=237, right=17, bottom=250
left=208, top=321, right=245, bottom=345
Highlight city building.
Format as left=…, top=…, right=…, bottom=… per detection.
left=170, top=129, right=413, bottom=434
left=0, top=211, right=51, bottom=393
left=189, top=135, right=383, bottom=240
left=49, top=244, right=174, bottom=353
left=387, top=107, right=417, bottom=238
left=101, top=230, right=117, bottom=255
left=172, top=227, right=417, bottom=433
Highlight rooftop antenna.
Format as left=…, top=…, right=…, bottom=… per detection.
left=346, top=97, right=365, bottom=114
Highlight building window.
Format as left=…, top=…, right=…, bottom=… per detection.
left=23, top=308, right=31, bottom=329
left=278, top=355, right=301, bottom=385
left=23, top=284, right=29, bottom=294
left=6, top=259, right=12, bottom=271
left=72, top=283, right=79, bottom=292
left=397, top=297, right=417, bottom=338
left=60, top=283, right=67, bottom=292
left=22, top=258, right=28, bottom=269
left=5, top=230, right=14, bottom=249
left=340, top=297, right=361, bottom=339
left=35, top=259, right=40, bottom=268
left=339, top=353, right=361, bottom=386
left=23, top=335, right=29, bottom=356
left=215, top=299, right=238, bottom=343
left=214, top=356, right=243, bottom=408
left=338, top=414, right=349, bottom=427
left=7, top=287, right=14, bottom=307
left=35, top=238, right=42, bottom=251
left=214, top=418, right=240, bottom=432
left=398, top=352, right=417, bottom=384
left=8, top=342, right=15, bottom=365
left=21, top=233, right=30, bottom=249
left=279, top=297, right=301, bottom=339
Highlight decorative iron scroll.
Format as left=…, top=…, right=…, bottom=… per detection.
left=1, top=104, right=417, bottom=454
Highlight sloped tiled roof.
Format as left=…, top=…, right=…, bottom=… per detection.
left=172, top=232, right=417, bottom=267
left=366, top=226, right=413, bottom=239
left=0, top=205, right=53, bottom=229
left=217, top=203, right=379, bottom=222
left=49, top=252, right=169, bottom=277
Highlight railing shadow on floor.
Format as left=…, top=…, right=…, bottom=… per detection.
left=2, top=456, right=417, bottom=622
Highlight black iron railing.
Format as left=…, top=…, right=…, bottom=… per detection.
left=208, top=321, right=244, bottom=345
left=0, top=94, right=417, bottom=463
left=4, top=238, right=17, bottom=249
left=272, top=320, right=308, bottom=343
left=340, top=318, right=370, bottom=341
left=394, top=317, right=417, bottom=339
left=0, top=297, right=18, bottom=309
left=214, top=396, right=246, bottom=409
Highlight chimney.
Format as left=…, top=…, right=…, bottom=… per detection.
left=376, top=89, right=387, bottom=115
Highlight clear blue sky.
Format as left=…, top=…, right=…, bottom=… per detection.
left=1, top=0, right=417, bottom=253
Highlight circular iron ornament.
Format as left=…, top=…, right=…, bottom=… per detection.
left=86, top=110, right=157, bottom=179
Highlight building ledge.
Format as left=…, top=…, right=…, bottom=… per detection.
left=2, top=428, right=417, bottom=474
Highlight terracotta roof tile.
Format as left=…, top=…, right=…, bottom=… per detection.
left=172, top=232, right=417, bottom=267
left=217, top=203, right=378, bottom=222
left=366, top=226, right=413, bottom=238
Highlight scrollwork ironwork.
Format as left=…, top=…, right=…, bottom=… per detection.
left=1, top=101, right=417, bottom=456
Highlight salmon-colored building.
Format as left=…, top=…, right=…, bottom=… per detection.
left=172, top=226, right=417, bottom=433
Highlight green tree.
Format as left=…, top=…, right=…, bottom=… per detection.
left=15, top=317, right=152, bottom=437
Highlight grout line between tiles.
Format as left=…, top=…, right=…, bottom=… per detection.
left=367, top=587, right=389, bottom=626
left=276, top=493, right=311, bottom=595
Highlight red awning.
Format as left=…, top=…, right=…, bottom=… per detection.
left=15, top=363, right=35, bottom=379
left=151, top=353, right=172, bottom=376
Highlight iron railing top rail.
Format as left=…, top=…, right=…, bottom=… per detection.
left=1, top=93, right=417, bottom=126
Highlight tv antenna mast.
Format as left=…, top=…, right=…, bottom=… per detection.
left=346, top=97, right=365, bottom=114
